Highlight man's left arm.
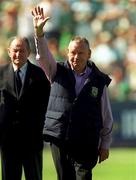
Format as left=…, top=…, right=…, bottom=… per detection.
left=99, top=86, right=113, bottom=163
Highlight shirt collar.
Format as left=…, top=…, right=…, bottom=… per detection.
left=73, top=66, right=92, bottom=77
left=12, top=62, right=28, bottom=73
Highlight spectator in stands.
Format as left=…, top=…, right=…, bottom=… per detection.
left=109, top=64, right=130, bottom=101
left=92, top=31, right=118, bottom=72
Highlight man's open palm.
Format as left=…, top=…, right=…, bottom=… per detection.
left=31, top=6, right=50, bottom=36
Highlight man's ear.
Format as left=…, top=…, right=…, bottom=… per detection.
left=7, top=48, right=11, bottom=57
left=89, top=48, right=91, bottom=58
left=27, top=49, right=31, bottom=57
left=66, top=48, right=69, bottom=56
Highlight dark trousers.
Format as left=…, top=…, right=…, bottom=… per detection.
left=1, top=148, right=43, bottom=180
left=50, top=143, right=92, bottom=180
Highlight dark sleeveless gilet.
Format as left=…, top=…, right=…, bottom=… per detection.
left=43, top=61, right=111, bottom=144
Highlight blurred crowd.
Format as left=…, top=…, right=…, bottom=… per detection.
left=1, top=0, right=136, bottom=101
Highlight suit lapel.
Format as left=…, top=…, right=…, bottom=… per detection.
left=20, top=61, right=33, bottom=97
left=6, top=64, right=17, bottom=97
left=3, top=62, right=34, bottom=99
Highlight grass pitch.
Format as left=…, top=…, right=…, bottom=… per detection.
left=0, top=147, right=135, bottom=180
left=43, top=147, right=136, bottom=180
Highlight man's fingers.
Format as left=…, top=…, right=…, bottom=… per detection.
left=31, top=6, right=42, bottom=16
left=44, top=17, right=50, bottom=22
left=37, top=6, right=43, bottom=15
left=98, top=148, right=109, bottom=163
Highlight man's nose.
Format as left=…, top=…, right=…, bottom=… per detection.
left=75, top=54, right=79, bottom=59
left=16, top=51, right=20, bottom=57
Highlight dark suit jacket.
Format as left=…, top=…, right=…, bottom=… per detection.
left=0, top=60, right=50, bottom=152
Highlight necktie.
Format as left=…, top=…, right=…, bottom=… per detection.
left=15, top=69, right=22, bottom=95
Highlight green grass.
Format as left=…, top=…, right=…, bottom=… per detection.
left=1, top=147, right=136, bottom=180
left=93, top=148, right=136, bottom=180
left=43, top=147, right=136, bottom=180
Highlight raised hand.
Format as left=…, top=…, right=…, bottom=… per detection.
left=31, top=6, right=50, bottom=37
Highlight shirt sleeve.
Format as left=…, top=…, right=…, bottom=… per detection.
left=100, top=85, right=113, bottom=149
left=35, top=36, right=57, bottom=82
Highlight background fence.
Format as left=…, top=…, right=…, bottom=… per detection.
left=111, top=100, right=136, bottom=147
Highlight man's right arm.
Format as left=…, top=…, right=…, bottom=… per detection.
left=35, top=36, right=57, bottom=82
left=32, top=6, right=57, bottom=82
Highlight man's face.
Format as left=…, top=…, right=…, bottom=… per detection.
left=67, top=40, right=91, bottom=74
left=8, top=38, right=30, bottom=68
